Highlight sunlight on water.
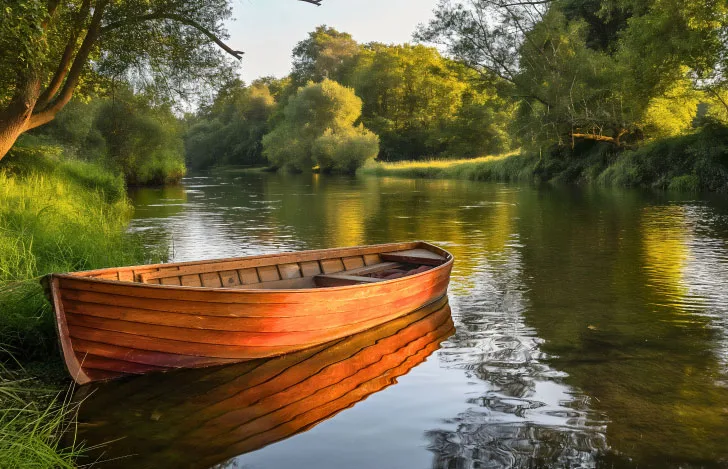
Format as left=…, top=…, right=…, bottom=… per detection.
left=111, top=173, right=728, bottom=468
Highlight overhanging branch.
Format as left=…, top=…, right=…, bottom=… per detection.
left=101, top=1, right=324, bottom=60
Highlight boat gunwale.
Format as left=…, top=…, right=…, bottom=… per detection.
left=51, top=241, right=453, bottom=295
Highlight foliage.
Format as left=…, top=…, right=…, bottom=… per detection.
left=262, top=80, right=379, bottom=173
left=363, top=123, right=728, bottom=192
left=93, top=93, right=186, bottom=185
left=416, top=0, right=728, bottom=147
left=291, top=25, right=360, bottom=87
left=185, top=79, right=277, bottom=169
left=0, top=373, right=81, bottom=469
left=0, top=147, right=162, bottom=360
left=349, top=43, right=512, bottom=160
left=359, top=151, right=535, bottom=182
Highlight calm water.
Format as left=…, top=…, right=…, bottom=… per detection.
left=76, top=172, right=728, bottom=468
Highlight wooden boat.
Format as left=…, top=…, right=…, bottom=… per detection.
left=43, top=241, right=453, bottom=384
left=70, top=298, right=455, bottom=468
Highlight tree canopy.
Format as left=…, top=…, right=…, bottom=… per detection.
left=416, top=0, right=728, bottom=147
left=262, top=79, right=379, bottom=173
left=0, top=0, right=322, bottom=161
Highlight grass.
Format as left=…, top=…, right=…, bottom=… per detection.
left=0, top=141, right=167, bottom=467
left=359, top=124, right=728, bottom=192
left=0, top=365, right=83, bottom=469
left=358, top=151, right=537, bottom=181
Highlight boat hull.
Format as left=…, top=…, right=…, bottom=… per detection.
left=46, top=241, right=453, bottom=384
left=70, top=298, right=455, bottom=468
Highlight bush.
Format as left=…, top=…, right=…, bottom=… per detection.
left=263, top=79, right=379, bottom=173
left=94, top=99, right=186, bottom=186
left=313, top=126, right=379, bottom=173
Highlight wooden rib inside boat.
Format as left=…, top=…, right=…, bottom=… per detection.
left=44, top=241, right=453, bottom=384
left=69, top=298, right=455, bottom=469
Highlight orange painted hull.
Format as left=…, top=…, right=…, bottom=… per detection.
left=45, top=241, right=453, bottom=384
left=71, top=298, right=454, bottom=468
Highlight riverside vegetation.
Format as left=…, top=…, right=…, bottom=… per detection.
left=0, top=140, right=165, bottom=467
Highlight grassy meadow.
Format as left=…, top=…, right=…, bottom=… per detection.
left=0, top=142, right=166, bottom=468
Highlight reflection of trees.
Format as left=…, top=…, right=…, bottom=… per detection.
left=514, top=188, right=728, bottom=465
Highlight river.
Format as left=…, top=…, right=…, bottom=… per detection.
left=76, top=171, right=728, bottom=468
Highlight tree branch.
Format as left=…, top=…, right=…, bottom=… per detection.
left=36, top=0, right=92, bottom=110
left=101, top=0, right=324, bottom=60
left=28, top=0, right=109, bottom=129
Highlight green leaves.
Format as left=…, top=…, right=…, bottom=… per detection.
left=262, top=79, right=379, bottom=173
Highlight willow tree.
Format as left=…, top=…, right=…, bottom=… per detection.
left=0, top=0, right=322, bottom=161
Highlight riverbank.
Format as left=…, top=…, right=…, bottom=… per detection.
left=0, top=143, right=165, bottom=467
left=360, top=124, right=728, bottom=192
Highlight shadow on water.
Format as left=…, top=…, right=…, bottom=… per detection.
left=70, top=298, right=454, bottom=469
left=106, top=172, right=728, bottom=468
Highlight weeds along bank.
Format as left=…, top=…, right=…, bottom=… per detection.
left=0, top=144, right=166, bottom=468
left=360, top=125, right=728, bottom=192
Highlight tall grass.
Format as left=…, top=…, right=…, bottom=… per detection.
left=358, top=151, right=537, bottom=181
left=0, top=366, right=82, bottom=469
left=0, top=146, right=166, bottom=467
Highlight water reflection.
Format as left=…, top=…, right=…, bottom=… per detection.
left=121, top=173, right=728, bottom=468
left=71, top=298, right=454, bottom=469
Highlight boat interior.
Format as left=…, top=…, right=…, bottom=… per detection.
left=80, top=247, right=449, bottom=290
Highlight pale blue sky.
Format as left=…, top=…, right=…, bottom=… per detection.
left=226, top=0, right=440, bottom=83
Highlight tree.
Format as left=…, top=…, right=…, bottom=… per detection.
left=185, top=79, right=277, bottom=169
left=93, top=90, right=187, bottom=185
left=349, top=43, right=511, bottom=160
left=291, top=26, right=360, bottom=87
left=0, top=0, right=323, bottom=162
left=416, top=0, right=727, bottom=147
left=262, top=79, right=379, bottom=173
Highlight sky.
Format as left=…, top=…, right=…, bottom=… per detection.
left=226, top=0, right=441, bottom=83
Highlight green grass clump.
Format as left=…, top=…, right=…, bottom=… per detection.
left=359, top=151, right=537, bottom=182
left=0, top=156, right=156, bottom=359
left=0, top=367, right=82, bottom=469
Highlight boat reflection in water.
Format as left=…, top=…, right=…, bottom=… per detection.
left=71, top=296, right=454, bottom=468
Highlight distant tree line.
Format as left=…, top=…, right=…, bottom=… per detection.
left=184, top=26, right=516, bottom=172
left=186, top=0, right=728, bottom=173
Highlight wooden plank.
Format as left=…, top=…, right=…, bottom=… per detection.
left=299, top=261, right=321, bottom=277
left=257, top=265, right=280, bottom=282
left=134, top=242, right=419, bottom=281
left=278, top=263, right=302, bottom=280
left=339, top=262, right=401, bottom=276
left=363, top=254, right=381, bottom=265
left=117, top=271, right=134, bottom=283
left=314, top=274, right=386, bottom=288
left=180, top=274, right=202, bottom=287
left=57, top=269, right=451, bottom=308
left=320, top=258, right=345, bottom=274
left=238, top=268, right=259, bottom=285
left=219, top=270, right=241, bottom=287
left=63, top=294, right=415, bottom=332
left=200, top=272, right=223, bottom=288
left=342, top=256, right=365, bottom=270
left=232, top=277, right=314, bottom=290
left=381, top=248, right=446, bottom=266
left=160, top=277, right=182, bottom=286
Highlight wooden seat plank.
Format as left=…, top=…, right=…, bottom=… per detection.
left=380, top=249, right=445, bottom=266
left=314, top=274, right=386, bottom=288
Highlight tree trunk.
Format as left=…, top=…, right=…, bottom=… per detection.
left=0, top=76, right=41, bottom=162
